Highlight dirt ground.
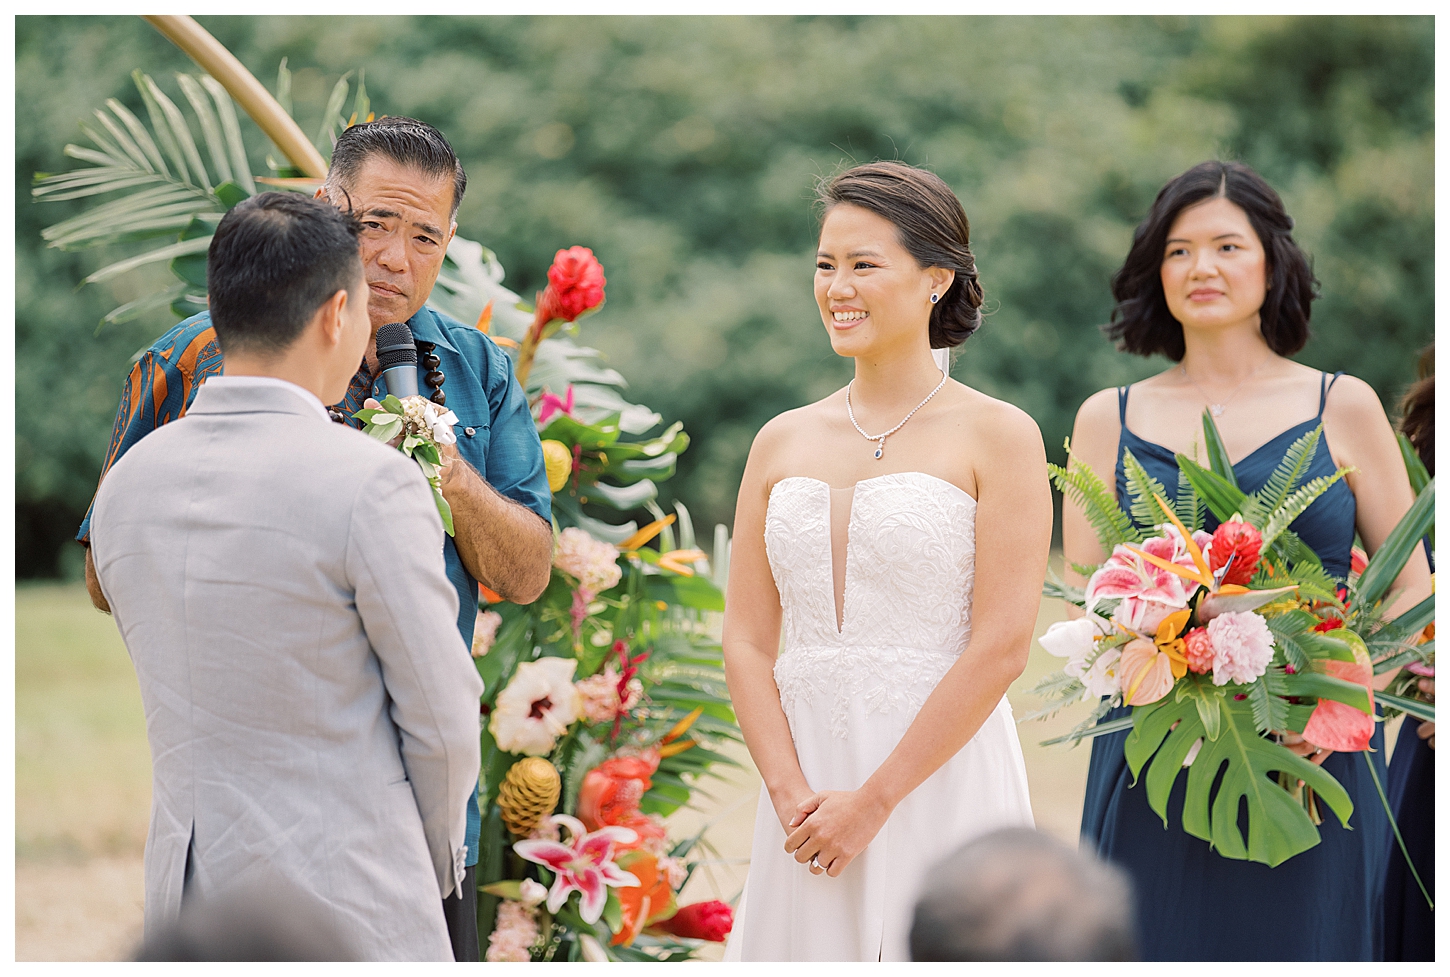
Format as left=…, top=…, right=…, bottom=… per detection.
left=14, top=582, right=1407, bottom=961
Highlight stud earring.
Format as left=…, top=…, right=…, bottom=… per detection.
left=930, top=293, right=939, bottom=305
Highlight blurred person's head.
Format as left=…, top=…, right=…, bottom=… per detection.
left=909, top=827, right=1137, bottom=961
left=207, top=192, right=370, bottom=404
left=318, top=116, right=464, bottom=332
left=1398, top=343, right=1433, bottom=475
left=1106, top=159, right=1318, bottom=361
left=134, top=881, right=359, bottom=961
left=814, top=161, right=985, bottom=360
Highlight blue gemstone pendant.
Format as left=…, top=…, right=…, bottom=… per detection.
left=874, top=441, right=885, bottom=460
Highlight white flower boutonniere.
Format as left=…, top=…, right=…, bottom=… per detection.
left=354, top=394, right=458, bottom=535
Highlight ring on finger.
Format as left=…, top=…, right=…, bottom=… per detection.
left=809, top=855, right=821, bottom=871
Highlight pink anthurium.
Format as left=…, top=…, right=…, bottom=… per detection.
left=513, top=814, right=640, bottom=923
left=1301, top=630, right=1375, bottom=752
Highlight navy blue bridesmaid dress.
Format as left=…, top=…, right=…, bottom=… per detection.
left=1079, top=373, right=1392, bottom=961
left=1382, top=718, right=1435, bottom=960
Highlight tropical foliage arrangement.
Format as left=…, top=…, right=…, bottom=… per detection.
left=1030, top=411, right=1435, bottom=869
left=34, top=54, right=740, bottom=961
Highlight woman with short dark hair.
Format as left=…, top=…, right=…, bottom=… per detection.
left=1063, top=160, right=1432, bottom=961
left=722, top=162, right=1049, bottom=960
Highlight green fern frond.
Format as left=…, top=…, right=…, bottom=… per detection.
left=1246, top=672, right=1290, bottom=733
left=1260, top=467, right=1352, bottom=548
left=1252, top=425, right=1322, bottom=517
left=1175, top=467, right=1205, bottom=531
left=1266, top=612, right=1315, bottom=672
left=1288, top=562, right=1342, bottom=606
left=1048, top=456, right=1141, bottom=552
left=1121, top=447, right=1170, bottom=532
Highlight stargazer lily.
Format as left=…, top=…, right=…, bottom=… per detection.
left=513, top=814, right=641, bottom=924
left=1126, top=494, right=1298, bottom=621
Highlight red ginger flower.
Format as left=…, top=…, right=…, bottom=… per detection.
left=652, top=901, right=734, bottom=942
left=1183, top=626, right=1214, bottom=675
left=1209, top=520, right=1262, bottom=586
left=532, top=246, right=606, bottom=338
left=1313, top=616, right=1344, bottom=633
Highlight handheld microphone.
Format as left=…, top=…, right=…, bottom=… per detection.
left=375, top=322, right=419, bottom=399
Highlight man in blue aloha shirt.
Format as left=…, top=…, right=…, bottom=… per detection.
left=78, top=117, right=554, bottom=962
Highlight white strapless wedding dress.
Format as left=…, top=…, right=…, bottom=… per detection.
left=725, top=472, right=1034, bottom=962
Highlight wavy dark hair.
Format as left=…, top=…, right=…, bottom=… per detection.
left=1398, top=344, right=1434, bottom=476
left=817, top=161, right=985, bottom=348
left=1104, top=160, right=1318, bottom=361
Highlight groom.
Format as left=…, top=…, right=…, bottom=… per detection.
left=88, top=193, right=483, bottom=960
left=78, top=117, right=555, bottom=959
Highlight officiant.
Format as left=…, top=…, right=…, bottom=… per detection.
left=77, top=116, right=554, bottom=962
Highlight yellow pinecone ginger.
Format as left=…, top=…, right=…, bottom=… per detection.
left=541, top=440, right=572, bottom=493
left=498, top=757, right=561, bottom=836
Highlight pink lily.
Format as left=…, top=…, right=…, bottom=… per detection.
left=538, top=386, right=576, bottom=425
left=1085, top=531, right=1210, bottom=625
left=513, top=814, right=640, bottom=923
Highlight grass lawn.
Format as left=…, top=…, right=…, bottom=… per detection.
left=14, top=580, right=1098, bottom=960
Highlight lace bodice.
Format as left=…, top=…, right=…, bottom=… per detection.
left=765, top=472, right=978, bottom=737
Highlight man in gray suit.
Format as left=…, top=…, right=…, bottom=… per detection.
left=89, top=192, right=483, bottom=961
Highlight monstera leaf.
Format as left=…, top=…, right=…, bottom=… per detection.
left=1124, top=678, right=1356, bottom=868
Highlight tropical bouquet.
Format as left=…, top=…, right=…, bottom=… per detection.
left=1031, top=411, right=1435, bottom=868
left=34, top=47, right=743, bottom=961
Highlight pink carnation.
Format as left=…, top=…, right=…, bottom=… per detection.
left=1205, top=611, right=1274, bottom=686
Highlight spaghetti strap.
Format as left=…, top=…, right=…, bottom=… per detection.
left=1318, top=371, right=1345, bottom=417
left=1118, top=385, right=1131, bottom=426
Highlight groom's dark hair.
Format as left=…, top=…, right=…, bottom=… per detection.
left=207, top=192, right=364, bottom=355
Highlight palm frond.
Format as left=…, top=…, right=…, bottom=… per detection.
left=315, top=72, right=353, bottom=151
left=1121, top=447, right=1170, bottom=532
left=1260, top=467, right=1352, bottom=549
left=176, top=73, right=233, bottom=187
left=136, top=70, right=211, bottom=191
left=1251, top=424, right=1321, bottom=518
left=200, top=75, right=256, bottom=194
left=103, top=97, right=168, bottom=175
left=82, top=235, right=212, bottom=286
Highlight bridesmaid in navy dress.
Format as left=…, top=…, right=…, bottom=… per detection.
left=1382, top=358, right=1434, bottom=961
left=1062, top=161, right=1433, bottom=961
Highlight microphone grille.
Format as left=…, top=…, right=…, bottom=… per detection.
left=375, top=322, right=417, bottom=372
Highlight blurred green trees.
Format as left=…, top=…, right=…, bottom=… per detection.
left=16, top=15, right=1433, bottom=577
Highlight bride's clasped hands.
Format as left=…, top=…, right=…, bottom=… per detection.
left=783, top=788, right=891, bottom=878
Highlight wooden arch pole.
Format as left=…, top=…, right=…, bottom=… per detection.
left=143, top=15, right=329, bottom=179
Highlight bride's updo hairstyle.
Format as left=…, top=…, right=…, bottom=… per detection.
left=1105, top=159, right=1319, bottom=362
left=817, top=161, right=985, bottom=348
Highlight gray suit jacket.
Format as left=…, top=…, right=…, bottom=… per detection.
left=90, top=381, right=483, bottom=962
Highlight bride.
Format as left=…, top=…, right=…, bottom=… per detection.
left=721, top=161, right=1051, bottom=961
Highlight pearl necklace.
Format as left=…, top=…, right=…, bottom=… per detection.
left=846, top=369, right=948, bottom=460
